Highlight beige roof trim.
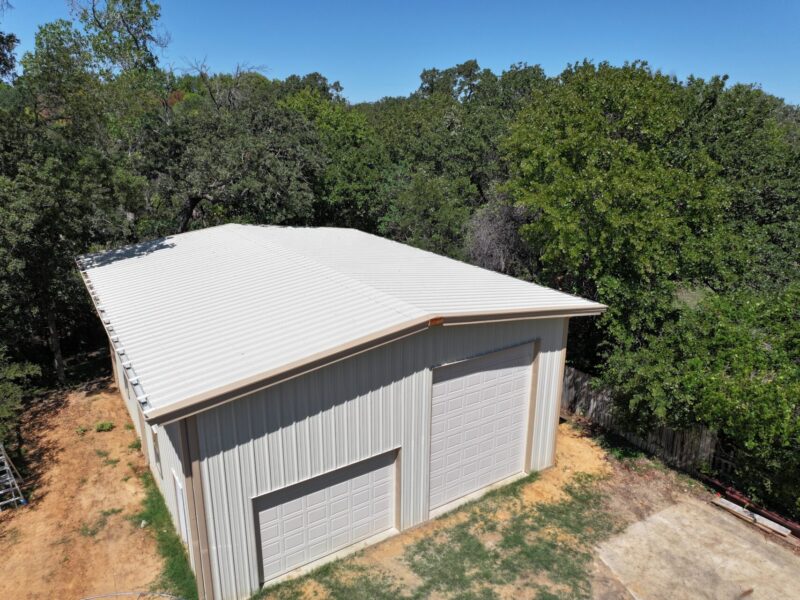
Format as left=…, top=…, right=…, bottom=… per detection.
left=145, top=304, right=605, bottom=425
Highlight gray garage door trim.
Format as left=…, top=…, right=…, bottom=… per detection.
left=254, top=450, right=397, bottom=584
left=428, top=342, right=537, bottom=516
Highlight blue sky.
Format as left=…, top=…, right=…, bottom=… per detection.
left=4, top=1, right=799, bottom=104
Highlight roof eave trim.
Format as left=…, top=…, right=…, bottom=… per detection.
left=144, top=303, right=606, bottom=425
left=440, top=304, right=606, bottom=324
left=75, top=257, right=152, bottom=410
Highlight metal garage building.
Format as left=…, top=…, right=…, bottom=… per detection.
left=78, top=224, right=605, bottom=600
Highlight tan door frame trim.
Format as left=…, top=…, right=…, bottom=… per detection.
left=524, top=339, right=542, bottom=473
left=394, top=448, right=403, bottom=530
left=181, top=416, right=215, bottom=600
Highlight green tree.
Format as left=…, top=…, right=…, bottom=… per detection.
left=690, top=83, right=800, bottom=291
left=0, top=346, right=39, bottom=447
left=72, top=0, right=167, bottom=72
left=365, top=60, right=546, bottom=256
left=135, top=68, right=325, bottom=234
left=505, top=61, right=727, bottom=366
left=281, top=87, right=389, bottom=231
left=380, top=172, right=473, bottom=258
left=605, top=285, right=800, bottom=517
left=0, top=19, right=137, bottom=383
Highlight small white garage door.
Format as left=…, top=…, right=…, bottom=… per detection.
left=255, top=451, right=395, bottom=582
left=429, top=343, right=534, bottom=512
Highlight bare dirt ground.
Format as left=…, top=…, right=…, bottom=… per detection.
left=0, top=379, right=163, bottom=600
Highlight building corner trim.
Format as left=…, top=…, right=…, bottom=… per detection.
left=181, top=416, right=215, bottom=600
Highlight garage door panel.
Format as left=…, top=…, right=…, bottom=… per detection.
left=284, top=515, right=303, bottom=533
left=429, top=344, right=533, bottom=511
left=256, top=451, right=395, bottom=582
left=260, top=505, right=279, bottom=522
left=373, top=497, right=391, bottom=514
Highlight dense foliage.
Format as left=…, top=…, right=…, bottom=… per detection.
left=0, top=2, right=797, bottom=516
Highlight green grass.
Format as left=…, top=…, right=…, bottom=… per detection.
left=593, top=431, right=645, bottom=463
left=406, top=521, right=502, bottom=599
left=135, top=472, right=198, bottom=600
left=128, top=438, right=142, bottom=451
left=79, top=508, right=123, bottom=537
left=481, top=471, right=540, bottom=502
left=251, top=472, right=617, bottom=600
left=124, top=423, right=135, bottom=431
left=95, top=421, right=115, bottom=432
left=403, top=474, right=615, bottom=599
left=75, top=425, right=88, bottom=436
left=94, top=448, right=119, bottom=466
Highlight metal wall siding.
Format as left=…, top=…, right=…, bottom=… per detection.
left=115, top=356, right=194, bottom=569
left=195, top=318, right=567, bottom=600
left=115, top=351, right=141, bottom=438
left=159, top=422, right=194, bottom=563
left=529, top=320, right=568, bottom=471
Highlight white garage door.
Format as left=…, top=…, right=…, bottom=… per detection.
left=256, top=452, right=395, bottom=582
left=429, top=344, right=534, bottom=512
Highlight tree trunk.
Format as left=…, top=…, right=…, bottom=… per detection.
left=178, top=195, right=202, bottom=233
left=46, top=306, right=65, bottom=385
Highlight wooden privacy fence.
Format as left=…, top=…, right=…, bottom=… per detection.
left=561, top=366, right=719, bottom=472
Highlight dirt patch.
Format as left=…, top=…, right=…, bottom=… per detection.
left=0, top=379, right=162, bottom=600
left=521, top=420, right=609, bottom=504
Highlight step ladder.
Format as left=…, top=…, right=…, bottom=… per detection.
left=0, top=442, right=25, bottom=509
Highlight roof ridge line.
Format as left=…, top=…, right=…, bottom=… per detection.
left=346, top=227, right=608, bottom=307
left=235, top=225, right=427, bottom=321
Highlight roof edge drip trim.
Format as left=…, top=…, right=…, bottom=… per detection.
left=144, top=303, right=606, bottom=425
left=76, top=257, right=151, bottom=411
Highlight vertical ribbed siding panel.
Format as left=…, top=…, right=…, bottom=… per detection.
left=114, top=359, right=191, bottom=559
left=122, top=373, right=142, bottom=438
left=144, top=424, right=159, bottom=485
left=160, top=422, right=193, bottom=561
left=196, top=318, right=568, bottom=600
left=111, top=350, right=123, bottom=398
left=528, top=319, right=568, bottom=470
left=113, top=357, right=193, bottom=568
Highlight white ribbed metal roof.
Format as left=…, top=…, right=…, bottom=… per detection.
left=78, top=224, right=604, bottom=421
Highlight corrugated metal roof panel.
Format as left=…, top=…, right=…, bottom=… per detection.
left=78, top=224, right=604, bottom=419
left=256, top=226, right=599, bottom=314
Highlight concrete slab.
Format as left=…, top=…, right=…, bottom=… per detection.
left=598, top=499, right=800, bottom=600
